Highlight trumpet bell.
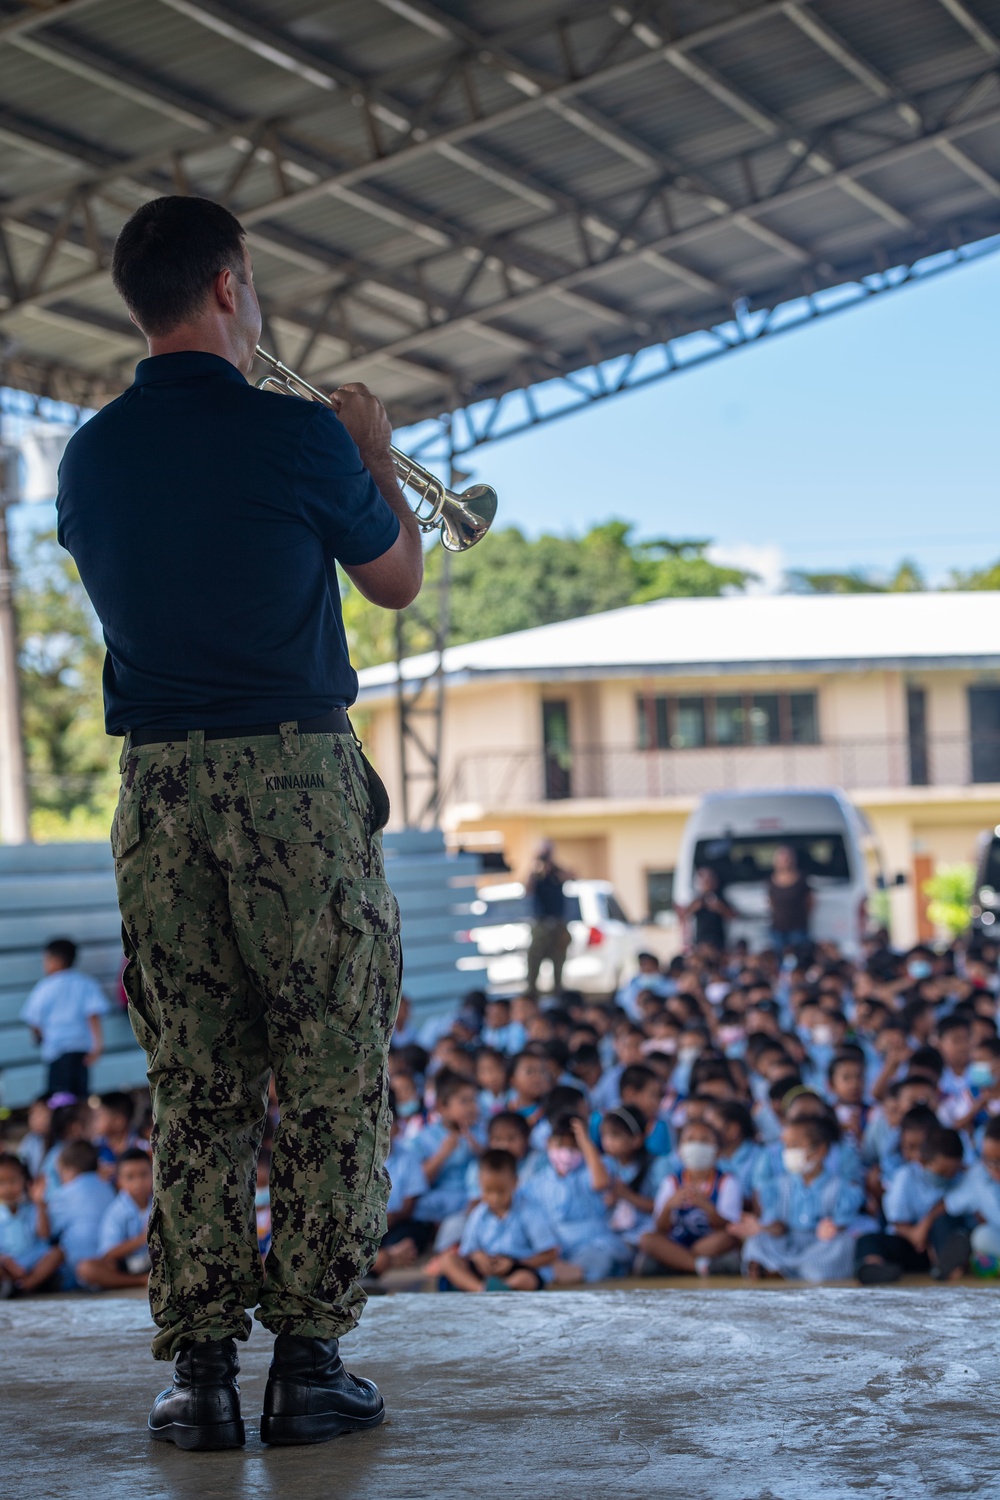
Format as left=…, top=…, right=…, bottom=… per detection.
left=439, top=483, right=498, bottom=553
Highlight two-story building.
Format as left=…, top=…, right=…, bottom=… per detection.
left=355, top=591, right=1000, bottom=948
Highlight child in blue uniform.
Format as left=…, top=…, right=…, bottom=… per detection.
left=855, top=1126, right=969, bottom=1284
left=742, top=1117, right=863, bottom=1282
left=600, top=1106, right=670, bottom=1247
left=38, top=1140, right=115, bottom=1289
left=523, top=1114, right=627, bottom=1283
left=637, top=1120, right=741, bottom=1276
left=944, top=1117, right=1000, bottom=1272
left=410, top=1072, right=484, bottom=1233
left=77, top=1147, right=153, bottom=1289
left=0, top=1153, right=63, bottom=1296
left=438, top=1150, right=559, bottom=1292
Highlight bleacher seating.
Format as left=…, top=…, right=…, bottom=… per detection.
left=0, top=831, right=479, bottom=1109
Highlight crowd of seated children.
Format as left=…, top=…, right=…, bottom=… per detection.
left=0, top=1092, right=152, bottom=1297
left=7, top=920, right=1000, bottom=1300
left=376, top=921, right=1000, bottom=1290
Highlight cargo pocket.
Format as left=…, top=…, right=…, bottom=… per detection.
left=110, top=764, right=142, bottom=860
left=325, top=878, right=400, bottom=1038
left=120, top=928, right=159, bottom=1060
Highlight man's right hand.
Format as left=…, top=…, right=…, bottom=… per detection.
left=328, top=382, right=393, bottom=467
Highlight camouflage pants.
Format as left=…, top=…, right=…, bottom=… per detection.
left=111, top=724, right=401, bottom=1360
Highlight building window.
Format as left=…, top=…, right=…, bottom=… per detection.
left=636, top=691, right=819, bottom=749
left=646, top=870, right=675, bottom=920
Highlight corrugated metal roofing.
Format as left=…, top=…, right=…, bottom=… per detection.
left=1, top=0, right=999, bottom=424
left=356, top=591, right=1000, bottom=699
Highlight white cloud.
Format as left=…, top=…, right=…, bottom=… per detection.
left=707, top=541, right=786, bottom=595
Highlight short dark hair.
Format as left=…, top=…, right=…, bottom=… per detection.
left=487, top=1111, right=531, bottom=1145
left=60, top=1140, right=99, bottom=1175
left=45, top=938, right=77, bottom=967
left=0, top=1152, right=29, bottom=1183
left=98, top=1091, right=134, bottom=1124
left=983, top=1116, right=1000, bottom=1145
left=922, top=1127, right=963, bottom=1163
left=479, top=1148, right=517, bottom=1177
left=117, top=1146, right=152, bottom=1167
left=111, top=196, right=247, bottom=336
left=619, top=1064, right=658, bottom=1095
left=937, top=1014, right=971, bottom=1038
left=434, top=1070, right=477, bottom=1107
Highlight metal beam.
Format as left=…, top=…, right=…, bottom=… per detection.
left=934, top=0, right=1000, bottom=59
left=0, top=0, right=107, bottom=44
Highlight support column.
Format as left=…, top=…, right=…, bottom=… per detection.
left=0, top=462, right=29, bottom=843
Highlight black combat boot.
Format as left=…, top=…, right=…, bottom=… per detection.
left=148, top=1337, right=246, bottom=1450
left=260, top=1334, right=385, bottom=1446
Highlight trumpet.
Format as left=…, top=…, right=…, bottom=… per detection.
left=253, top=346, right=497, bottom=553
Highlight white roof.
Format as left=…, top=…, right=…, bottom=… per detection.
left=355, top=590, right=1000, bottom=701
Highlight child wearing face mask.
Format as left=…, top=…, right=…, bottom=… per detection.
left=521, top=1113, right=627, bottom=1283
left=940, top=1038, right=1000, bottom=1140
left=854, top=1126, right=970, bottom=1284
left=740, top=1117, right=863, bottom=1282
left=636, top=1120, right=741, bottom=1277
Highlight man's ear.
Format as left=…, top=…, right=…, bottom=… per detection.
left=213, top=265, right=237, bottom=314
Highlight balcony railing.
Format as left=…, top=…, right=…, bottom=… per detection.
left=450, top=734, right=1000, bottom=806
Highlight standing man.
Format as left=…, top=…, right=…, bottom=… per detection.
left=525, top=841, right=572, bottom=997
left=768, top=845, right=814, bottom=955
left=56, top=196, right=423, bottom=1451
left=683, top=867, right=737, bottom=954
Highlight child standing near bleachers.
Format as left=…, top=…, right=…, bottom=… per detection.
left=19, top=938, right=109, bottom=1099
left=741, top=1117, right=863, bottom=1282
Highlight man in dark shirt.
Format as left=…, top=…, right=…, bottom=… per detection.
left=57, top=196, right=422, bottom=1451
left=684, top=867, right=737, bottom=953
left=525, top=842, right=573, bottom=996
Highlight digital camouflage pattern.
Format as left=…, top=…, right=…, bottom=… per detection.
left=111, top=724, right=401, bottom=1361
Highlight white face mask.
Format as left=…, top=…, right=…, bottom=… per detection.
left=678, top=1140, right=718, bottom=1172
left=811, top=1024, right=835, bottom=1048
left=782, top=1146, right=812, bottom=1176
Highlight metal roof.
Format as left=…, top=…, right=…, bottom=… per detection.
left=355, top=590, right=1000, bottom=699
left=2, top=0, right=1000, bottom=439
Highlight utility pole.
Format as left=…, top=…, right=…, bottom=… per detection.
left=0, top=444, right=29, bottom=843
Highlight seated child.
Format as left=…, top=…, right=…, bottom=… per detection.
left=828, top=1052, right=871, bottom=1147
left=481, top=998, right=526, bottom=1056
left=637, top=1119, right=741, bottom=1276
left=410, top=1072, right=483, bottom=1233
left=376, top=1104, right=435, bottom=1272
left=943, top=1116, right=1000, bottom=1274
left=855, top=1125, right=969, bottom=1284
left=475, top=1047, right=509, bottom=1117
left=16, top=1098, right=50, bottom=1182
left=437, top=1149, right=559, bottom=1292
left=522, top=1113, right=626, bottom=1283
left=0, top=1153, right=63, bottom=1295
left=505, top=1051, right=552, bottom=1127
left=619, top=1065, right=671, bottom=1157
left=600, top=1106, right=669, bottom=1245
left=77, top=1147, right=153, bottom=1290
left=741, top=1117, right=863, bottom=1282
left=704, top=1100, right=761, bottom=1204
left=39, top=1140, right=115, bottom=1288
left=91, top=1091, right=145, bottom=1178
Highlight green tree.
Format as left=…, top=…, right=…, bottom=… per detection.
left=922, top=863, right=975, bottom=939
left=948, top=560, right=1000, bottom=591
left=788, top=558, right=926, bottom=595
left=15, top=525, right=118, bottom=840
left=343, top=521, right=759, bottom=667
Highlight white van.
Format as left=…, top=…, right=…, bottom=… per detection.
left=673, top=789, right=882, bottom=958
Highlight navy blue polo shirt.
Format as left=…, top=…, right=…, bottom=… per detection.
left=56, top=351, right=400, bottom=734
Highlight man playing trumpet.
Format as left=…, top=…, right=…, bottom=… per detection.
left=56, top=194, right=423, bottom=1449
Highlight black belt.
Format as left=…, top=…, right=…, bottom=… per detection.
left=128, top=708, right=352, bottom=748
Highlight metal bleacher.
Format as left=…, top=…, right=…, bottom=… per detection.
left=0, top=831, right=478, bottom=1110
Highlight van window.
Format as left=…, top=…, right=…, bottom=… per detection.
left=981, top=838, right=1000, bottom=891
left=693, top=833, right=851, bottom=886
left=481, top=891, right=581, bottom=922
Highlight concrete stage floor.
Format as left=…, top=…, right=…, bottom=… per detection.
left=4, top=1288, right=999, bottom=1500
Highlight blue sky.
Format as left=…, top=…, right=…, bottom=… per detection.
left=438, top=245, right=1000, bottom=589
